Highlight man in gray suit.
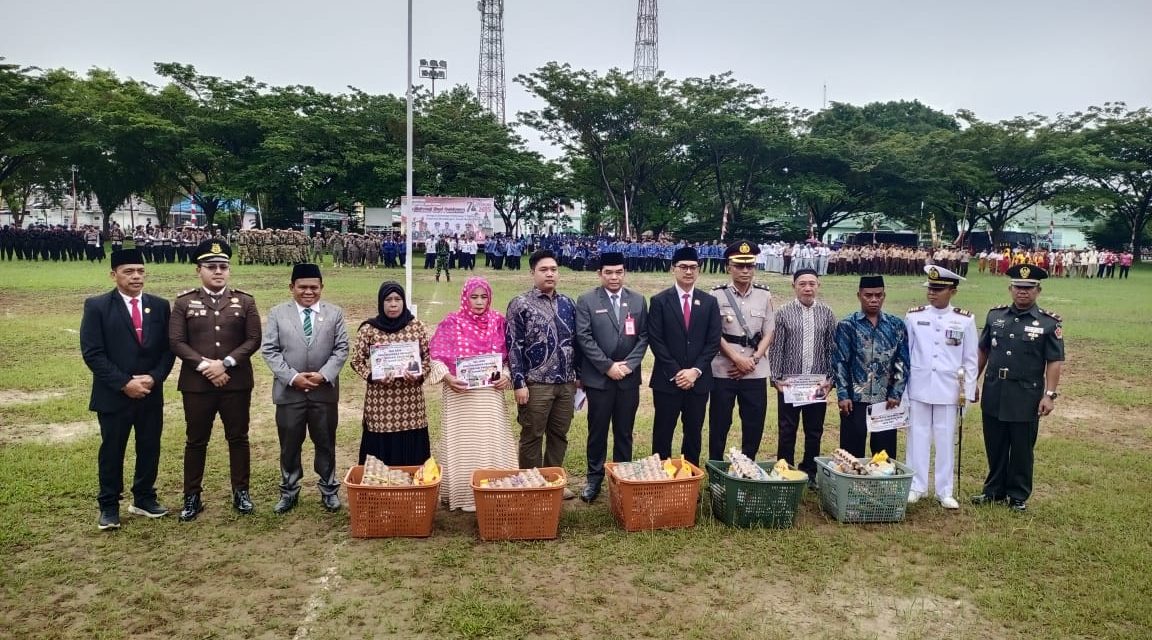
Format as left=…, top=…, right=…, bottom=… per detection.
left=574, top=252, right=649, bottom=502
left=260, top=263, right=349, bottom=514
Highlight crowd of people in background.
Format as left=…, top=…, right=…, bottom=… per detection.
left=0, top=222, right=1139, bottom=281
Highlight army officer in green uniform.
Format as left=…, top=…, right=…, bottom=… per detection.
left=973, top=264, right=1064, bottom=512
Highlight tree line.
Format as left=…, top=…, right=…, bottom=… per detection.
left=2, top=60, right=1149, bottom=257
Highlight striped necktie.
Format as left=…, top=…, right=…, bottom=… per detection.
left=303, top=308, right=313, bottom=345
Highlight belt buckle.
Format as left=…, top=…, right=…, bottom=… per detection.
left=998, top=368, right=1008, bottom=380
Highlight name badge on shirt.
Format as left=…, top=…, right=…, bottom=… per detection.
left=624, top=315, right=636, bottom=336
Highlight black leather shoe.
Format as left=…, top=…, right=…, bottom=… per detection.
left=970, top=493, right=1006, bottom=506
left=233, top=489, right=255, bottom=515
left=98, top=508, right=121, bottom=531
left=178, top=494, right=203, bottom=522
left=1008, top=498, right=1028, bottom=512
left=579, top=484, right=601, bottom=503
left=322, top=493, right=341, bottom=512
left=128, top=499, right=168, bottom=518
left=273, top=495, right=298, bottom=515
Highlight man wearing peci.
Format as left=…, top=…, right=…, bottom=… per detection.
left=170, top=239, right=262, bottom=521
left=260, top=263, right=350, bottom=514
left=574, top=252, right=649, bottom=502
left=80, top=248, right=176, bottom=531
left=972, top=264, right=1064, bottom=512
left=646, top=246, right=722, bottom=466
left=831, top=275, right=910, bottom=459
left=708, top=240, right=774, bottom=462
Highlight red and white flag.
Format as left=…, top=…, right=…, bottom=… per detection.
left=720, top=203, right=729, bottom=241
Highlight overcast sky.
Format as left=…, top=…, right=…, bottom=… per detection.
left=4, top=0, right=1150, bottom=152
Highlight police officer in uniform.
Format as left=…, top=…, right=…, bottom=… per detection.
left=708, top=241, right=775, bottom=462
left=169, top=240, right=262, bottom=521
left=904, top=265, right=977, bottom=509
left=973, top=264, right=1064, bottom=512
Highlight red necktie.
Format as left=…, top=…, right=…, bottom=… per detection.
left=130, top=298, right=143, bottom=344
left=682, top=293, right=691, bottom=330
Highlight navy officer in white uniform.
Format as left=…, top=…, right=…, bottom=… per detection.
left=904, top=265, right=978, bottom=509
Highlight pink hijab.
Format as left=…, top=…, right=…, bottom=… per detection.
left=429, top=276, right=507, bottom=375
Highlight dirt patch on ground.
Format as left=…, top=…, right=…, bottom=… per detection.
left=0, top=389, right=65, bottom=407
left=0, top=420, right=98, bottom=445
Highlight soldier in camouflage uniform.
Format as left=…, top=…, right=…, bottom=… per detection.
left=330, top=233, right=344, bottom=268
left=434, top=235, right=451, bottom=282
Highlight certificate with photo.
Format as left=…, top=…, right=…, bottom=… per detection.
left=866, top=401, right=910, bottom=432
left=456, top=353, right=503, bottom=389
left=371, top=342, right=422, bottom=380
left=781, top=374, right=828, bottom=406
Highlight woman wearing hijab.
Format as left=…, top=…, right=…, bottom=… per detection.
left=428, top=276, right=517, bottom=512
left=350, top=281, right=432, bottom=465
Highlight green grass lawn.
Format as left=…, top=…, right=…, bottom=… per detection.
left=0, top=257, right=1149, bottom=640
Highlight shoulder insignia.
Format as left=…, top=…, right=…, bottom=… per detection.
left=712, top=284, right=728, bottom=291
left=231, top=288, right=252, bottom=297
left=907, top=306, right=926, bottom=313
left=991, top=304, right=1009, bottom=311
left=952, top=307, right=973, bottom=317
left=177, top=289, right=197, bottom=297
left=1038, top=308, right=1062, bottom=322
left=753, top=283, right=771, bottom=291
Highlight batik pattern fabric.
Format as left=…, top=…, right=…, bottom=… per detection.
left=832, top=311, right=910, bottom=404
left=505, top=288, right=579, bottom=389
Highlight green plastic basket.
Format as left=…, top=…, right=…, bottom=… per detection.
left=705, top=460, right=807, bottom=528
left=814, top=456, right=914, bottom=524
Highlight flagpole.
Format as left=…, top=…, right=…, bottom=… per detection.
left=404, top=0, right=415, bottom=310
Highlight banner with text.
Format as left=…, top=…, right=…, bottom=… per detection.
left=401, top=196, right=495, bottom=243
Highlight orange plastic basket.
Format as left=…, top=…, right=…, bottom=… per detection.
left=605, top=459, right=704, bottom=532
left=344, top=465, right=440, bottom=538
left=470, top=468, right=566, bottom=541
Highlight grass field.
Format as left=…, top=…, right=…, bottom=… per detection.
left=0, top=256, right=1149, bottom=640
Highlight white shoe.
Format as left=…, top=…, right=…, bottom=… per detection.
left=907, top=490, right=924, bottom=504
left=562, top=488, right=576, bottom=500
left=938, top=496, right=960, bottom=510
left=461, top=505, right=476, bottom=513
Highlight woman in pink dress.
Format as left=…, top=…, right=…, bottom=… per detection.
left=428, top=277, right=517, bottom=511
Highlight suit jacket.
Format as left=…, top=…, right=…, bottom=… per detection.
left=170, top=286, right=261, bottom=392
left=647, top=286, right=722, bottom=395
left=80, top=290, right=176, bottom=413
left=260, top=300, right=349, bottom=404
left=575, top=287, right=649, bottom=390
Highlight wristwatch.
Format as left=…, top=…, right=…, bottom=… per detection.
left=1044, top=390, right=1059, bottom=400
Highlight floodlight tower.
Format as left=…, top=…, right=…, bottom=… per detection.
left=477, top=0, right=506, bottom=124
left=633, top=0, right=658, bottom=82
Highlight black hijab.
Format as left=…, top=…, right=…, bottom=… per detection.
left=361, top=281, right=414, bottom=333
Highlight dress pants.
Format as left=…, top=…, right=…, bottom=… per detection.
left=275, top=399, right=340, bottom=499
left=182, top=390, right=252, bottom=493
left=838, top=402, right=897, bottom=459
left=707, top=377, right=768, bottom=462
left=776, top=390, right=826, bottom=478
left=584, top=384, right=639, bottom=486
left=907, top=400, right=956, bottom=499
left=651, top=389, right=708, bottom=465
left=96, top=402, right=163, bottom=508
left=516, top=382, right=576, bottom=468
left=981, top=413, right=1038, bottom=502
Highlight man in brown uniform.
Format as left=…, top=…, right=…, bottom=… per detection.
left=170, top=239, right=262, bottom=521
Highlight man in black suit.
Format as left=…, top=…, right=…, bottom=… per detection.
left=574, top=252, right=649, bottom=502
left=80, top=249, right=176, bottom=531
left=647, top=246, right=722, bottom=465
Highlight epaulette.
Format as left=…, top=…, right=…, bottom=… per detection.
left=991, top=304, right=1009, bottom=311
left=952, top=307, right=973, bottom=317
left=753, top=283, right=771, bottom=291
left=177, top=289, right=197, bottom=297
left=1038, top=307, right=1062, bottom=322
left=907, top=305, right=926, bottom=313
left=712, top=284, right=728, bottom=291
left=231, top=288, right=252, bottom=297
